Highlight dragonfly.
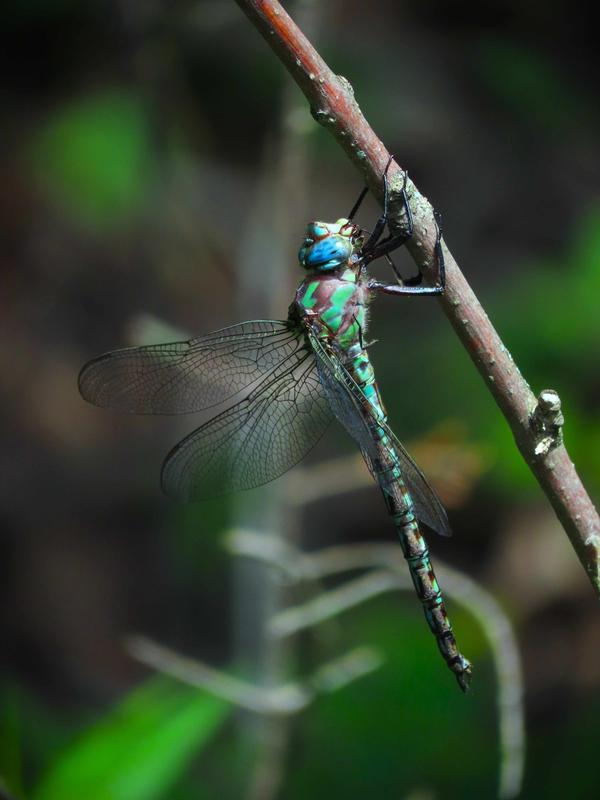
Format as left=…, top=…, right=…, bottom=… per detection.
left=79, top=158, right=472, bottom=692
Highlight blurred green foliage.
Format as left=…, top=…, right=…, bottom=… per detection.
left=0, top=684, right=25, bottom=799
left=470, top=209, right=600, bottom=492
left=381, top=209, right=600, bottom=497
left=284, top=601, right=496, bottom=799
left=30, top=91, right=155, bottom=229
left=29, top=678, right=229, bottom=800
left=476, top=38, right=585, bottom=132
left=525, top=695, right=600, bottom=799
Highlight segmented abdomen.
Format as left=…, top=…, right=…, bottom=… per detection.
left=347, top=347, right=472, bottom=691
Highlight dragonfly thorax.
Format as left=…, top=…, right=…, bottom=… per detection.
left=298, top=218, right=363, bottom=272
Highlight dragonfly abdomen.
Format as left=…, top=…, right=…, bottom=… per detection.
left=379, top=455, right=472, bottom=692
left=340, top=344, right=471, bottom=690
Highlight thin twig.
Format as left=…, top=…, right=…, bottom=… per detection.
left=233, top=0, right=600, bottom=597
left=126, top=635, right=382, bottom=715
left=272, top=568, right=524, bottom=800
left=227, top=533, right=525, bottom=800
left=270, top=569, right=401, bottom=637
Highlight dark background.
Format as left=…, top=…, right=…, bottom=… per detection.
left=1, top=1, right=599, bottom=798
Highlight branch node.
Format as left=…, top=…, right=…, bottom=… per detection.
left=337, top=74, right=354, bottom=95
left=310, top=106, right=337, bottom=132
left=530, top=389, right=565, bottom=457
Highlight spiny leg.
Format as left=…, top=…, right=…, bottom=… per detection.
left=362, top=164, right=412, bottom=263
left=347, top=186, right=369, bottom=221
left=368, top=209, right=446, bottom=297
left=348, top=154, right=396, bottom=241
left=349, top=156, right=446, bottom=296
left=353, top=314, right=366, bottom=349
left=385, top=253, right=406, bottom=285
left=360, top=156, right=394, bottom=252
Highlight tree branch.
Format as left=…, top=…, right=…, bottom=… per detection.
left=233, top=0, right=600, bottom=598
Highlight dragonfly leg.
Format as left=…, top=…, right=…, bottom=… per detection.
left=384, top=253, right=407, bottom=286
left=361, top=158, right=410, bottom=258
left=352, top=314, right=366, bottom=349
left=347, top=185, right=369, bottom=221
left=367, top=210, right=446, bottom=297
left=347, top=152, right=395, bottom=222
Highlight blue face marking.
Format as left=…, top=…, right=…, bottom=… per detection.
left=299, top=235, right=353, bottom=271
left=311, top=223, right=327, bottom=238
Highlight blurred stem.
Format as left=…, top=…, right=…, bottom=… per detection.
left=231, top=4, right=318, bottom=799
left=127, top=635, right=382, bottom=713
left=227, top=534, right=525, bottom=800
left=231, top=159, right=290, bottom=798
left=233, top=0, right=600, bottom=598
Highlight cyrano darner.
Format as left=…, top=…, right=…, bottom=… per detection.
left=79, top=159, right=472, bottom=691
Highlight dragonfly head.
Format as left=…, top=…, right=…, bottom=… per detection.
left=298, top=219, right=363, bottom=271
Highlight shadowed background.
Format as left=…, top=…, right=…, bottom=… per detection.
left=1, top=1, right=599, bottom=798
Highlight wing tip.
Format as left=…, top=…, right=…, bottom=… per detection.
left=78, top=356, right=103, bottom=405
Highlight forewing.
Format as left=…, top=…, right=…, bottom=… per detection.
left=79, top=320, right=301, bottom=414
left=161, top=350, right=332, bottom=500
left=308, top=329, right=451, bottom=537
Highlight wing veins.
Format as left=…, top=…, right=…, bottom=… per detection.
left=307, top=328, right=451, bottom=537
left=161, top=345, right=332, bottom=500
left=79, top=320, right=304, bottom=415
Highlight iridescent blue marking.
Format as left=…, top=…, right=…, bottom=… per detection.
left=299, top=235, right=353, bottom=271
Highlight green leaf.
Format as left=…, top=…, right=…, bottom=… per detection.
left=33, top=678, right=229, bottom=800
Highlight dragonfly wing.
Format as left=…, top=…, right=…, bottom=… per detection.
left=308, top=329, right=451, bottom=538
left=79, top=320, right=302, bottom=414
left=161, top=350, right=332, bottom=500
left=383, top=433, right=451, bottom=537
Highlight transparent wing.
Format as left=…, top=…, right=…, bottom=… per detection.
left=379, top=434, right=451, bottom=537
left=79, top=320, right=301, bottom=414
left=161, top=349, right=332, bottom=500
left=308, top=329, right=451, bottom=537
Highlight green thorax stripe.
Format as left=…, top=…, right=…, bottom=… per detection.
left=302, top=281, right=320, bottom=309
left=330, top=283, right=355, bottom=310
